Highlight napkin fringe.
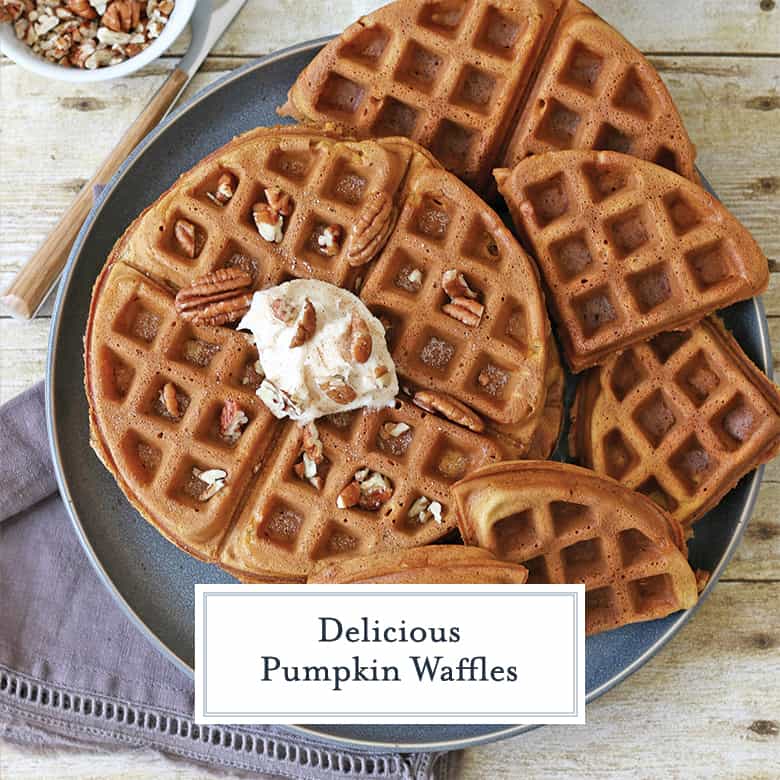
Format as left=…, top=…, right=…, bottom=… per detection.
left=0, top=665, right=440, bottom=779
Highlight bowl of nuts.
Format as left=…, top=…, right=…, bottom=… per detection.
left=0, top=0, right=195, bottom=81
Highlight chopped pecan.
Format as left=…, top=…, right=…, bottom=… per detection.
left=65, top=0, right=98, bottom=19
left=257, top=380, right=302, bottom=419
left=264, top=185, right=293, bottom=216
left=269, top=298, right=296, bottom=327
left=412, top=390, right=485, bottom=433
left=174, top=218, right=198, bottom=258
left=442, top=269, right=478, bottom=300
left=355, top=470, right=394, bottom=510
left=192, top=467, right=227, bottom=501
left=346, top=191, right=397, bottom=266
left=253, top=203, right=284, bottom=242
left=175, top=267, right=253, bottom=326
left=380, top=421, right=410, bottom=439
left=161, top=381, right=180, bottom=419
left=442, top=296, right=484, bottom=327
left=408, top=495, right=443, bottom=524
left=320, top=377, right=357, bottom=405
left=336, top=481, right=361, bottom=509
left=317, top=224, right=343, bottom=256
left=301, top=422, right=324, bottom=464
left=207, top=172, right=237, bottom=206
left=341, top=311, right=371, bottom=363
left=220, top=399, right=248, bottom=444
left=290, top=298, right=316, bottom=348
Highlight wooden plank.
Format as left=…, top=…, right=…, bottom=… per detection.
left=1, top=56, right=779, bottom=315
left=459, top=582, right=780, bottom=779
left=161, top=0, right=780, bottom=58
left=0, top=59, right=234, bottom=317
left=1, top=582, right=777, bottom=779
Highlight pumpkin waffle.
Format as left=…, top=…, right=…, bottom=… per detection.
left=279, top=0, right=696, bottom=195
left=85, top=127, right=555, bottom=581
left=308, top=545, right=528, bottom=583
left=570, top=318, right=780, bottom=526
left=496, top=150, right=769, bottom=372
left=452, top=460, right=698, bottom=634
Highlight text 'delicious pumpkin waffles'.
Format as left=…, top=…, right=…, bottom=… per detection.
left=452, top=461, right=698, bottom=634
left=308, top=545, right=528, bottom=584
left=85, top=127, right=559, bottom=581
left=570, top=318, right=780, bottom=527
left=279, top=0, right=696, bottom=195
left=495, top=150, right=768, bottom=371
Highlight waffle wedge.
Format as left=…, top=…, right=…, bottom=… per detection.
left=308, top=545, right=528, bottom=583
left=279, top=0, right=696, bottom=195
left=570, top=318, right=780, bottom=526
left=85, top=128, right=555, bottom=581
left=496, top=150, right=768, bottom=371
left=453, top=461, right=698, bottom=634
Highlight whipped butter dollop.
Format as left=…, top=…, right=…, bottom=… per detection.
left=238, top=280, right=398, bottom=424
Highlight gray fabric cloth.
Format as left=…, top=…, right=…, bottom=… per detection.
left=0, top=382, right=455, bottom=779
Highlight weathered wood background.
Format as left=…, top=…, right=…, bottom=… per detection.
left=1, top=0, right=778, bottom=777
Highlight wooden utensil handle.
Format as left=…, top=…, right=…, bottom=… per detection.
left=1, top=68, right=188, bottom=320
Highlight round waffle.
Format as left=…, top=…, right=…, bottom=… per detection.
left=279, top=0, right=697, bottom=195
left=570, top=317, right=780, bottom=526
left=452, top=460, right=698, bottom=634
left=496, top=150, right=769, bottom=372
left=308, top=545, right=529, bottom=583
left=85, top=127, right=554, bottom=581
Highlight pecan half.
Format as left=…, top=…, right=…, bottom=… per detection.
left=175, top=267, right=253, bottom=326
left=102, top=0, right=139, bottom=33
left=290, top=298, right=316, bottom=348
left=442, top=269, right=478, bottom=300
left=442, top=296, right=484, bottom=327
left=264, top=185, right=293, bottom=216
left=174, top=218, right=198, bottom=258
left=346, top=191, right=397, bottom=266
left=320, top=377, right=357, bottom=405
left=412, top=390, right=485, bottom=433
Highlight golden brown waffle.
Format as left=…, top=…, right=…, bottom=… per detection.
left=499, top=0, right=697, bottom=180
left=496, top=150, right=769, bottom=372
left=279, top=0, right=696, bottom=195
left=570, top=318, right=780, bottom=526
left=308, top=545, right=528, bottom=583
left=86, top=127, right=554, bottom=581
left=452, top=460, right=698, bottom=634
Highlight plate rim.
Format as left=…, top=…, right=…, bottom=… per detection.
left=45, top=38, right=771, bottom=753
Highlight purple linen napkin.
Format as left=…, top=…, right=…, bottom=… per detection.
left=0, top=382, right=455, bottom=779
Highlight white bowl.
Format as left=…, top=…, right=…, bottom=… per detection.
left=0, top=0, right=196, bottom=82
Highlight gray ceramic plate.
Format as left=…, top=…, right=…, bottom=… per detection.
left=47, top=39, right=772, bottom=752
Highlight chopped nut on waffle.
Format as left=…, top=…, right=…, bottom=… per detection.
left=453, top=461, right=698, bottom=634
left=279, top=0, right=697, bottom=195
left=570, top=318, right=780, bottom=526
left=85, top=128, right=555, bottom=581
left=308, top=546, right=528, bottom=584
left=496, top=150, right=769, bottom=371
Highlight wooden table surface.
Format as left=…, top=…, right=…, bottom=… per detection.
left=1, top=1, right=779, bottom=777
